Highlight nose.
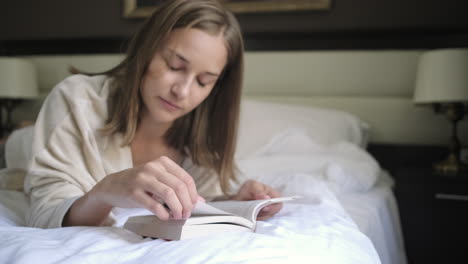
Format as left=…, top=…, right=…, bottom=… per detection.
left=171, top=75, right=193, bottom=99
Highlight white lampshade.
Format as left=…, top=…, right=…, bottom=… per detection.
left=414, top=49, right=468, bottom=104
left=0, top=57, right=39, bottom=99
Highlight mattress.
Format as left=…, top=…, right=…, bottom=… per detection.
left=339, top=172, right=407, bottom=264
left=0, top=100, right=400, bottom=263
left=0, top=179, right=381, bottom=264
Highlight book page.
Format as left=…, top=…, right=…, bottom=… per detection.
left=124, top=196, right=302, bottom=238
left=191, top=202, right=233, bottom=216
left=207, top=196, right=301, bottom=223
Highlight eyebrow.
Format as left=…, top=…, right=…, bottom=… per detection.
left=167, top=49, right=220, bottom=77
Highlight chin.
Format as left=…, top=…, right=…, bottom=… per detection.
left=153, top=112, right=181, bottom=124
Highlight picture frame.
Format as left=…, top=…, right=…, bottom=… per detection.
left=123, top=0, right=332, bottom=18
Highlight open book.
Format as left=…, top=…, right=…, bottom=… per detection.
left=124, top=196, right=301, bottom=240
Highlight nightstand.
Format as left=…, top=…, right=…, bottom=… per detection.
left=394, top=166, right=468, bottom=264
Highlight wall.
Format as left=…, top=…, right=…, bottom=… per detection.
left=10, top=51, right=468, bottom=145
left=1, top=0, right=468, bottom=54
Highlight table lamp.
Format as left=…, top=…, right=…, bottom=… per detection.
left=414, top=48, right=468, bottom=176
left=0, top=57, right=39, bottom=138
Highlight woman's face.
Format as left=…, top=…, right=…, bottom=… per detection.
left=140, top=27, right=228, bottom=126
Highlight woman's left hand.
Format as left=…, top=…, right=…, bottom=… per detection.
left=231, top=180, right=282, bottom=220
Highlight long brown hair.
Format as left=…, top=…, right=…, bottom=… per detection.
left=103, top=0, right=244, bottom=194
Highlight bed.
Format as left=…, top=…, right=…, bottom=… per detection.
left=0, top=51, right=415, bottom=263
left=0, top=99, right=404, bottom=264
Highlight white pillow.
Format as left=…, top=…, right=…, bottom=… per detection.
left=236, top=99, right=369, bottom=159
left=0, top=125, right=35, bottom=191
left=5, top=125, right=35, bottom=170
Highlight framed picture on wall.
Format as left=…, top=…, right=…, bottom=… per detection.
left=221, top=0, right=331, bottom=13
left=123, top=0, right=332, bottom=18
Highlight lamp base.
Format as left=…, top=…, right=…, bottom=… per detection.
left=433, top=153, right=468, bottom=177
left=432, top=102, right=467, bottom=177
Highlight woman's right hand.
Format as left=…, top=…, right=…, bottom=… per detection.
left=94, top=156, right=199, bottom=220
left=64, top=156, right=199, bottom=226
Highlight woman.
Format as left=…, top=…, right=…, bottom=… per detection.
left=25, top=0, right=281, bottom=229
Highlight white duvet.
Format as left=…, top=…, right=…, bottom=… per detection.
left=0, top=129, right=381, bottom=264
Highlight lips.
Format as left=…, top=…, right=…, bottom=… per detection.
left=158, top=96, right=181, bottom=111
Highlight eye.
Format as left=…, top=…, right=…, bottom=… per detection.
left=197, top=79, right=207, bottom=87
left=165, top=58, right=183, bottom=71
left=168, top=62, right=181, bottom=71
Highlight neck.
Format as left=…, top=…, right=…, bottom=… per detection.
left=136, top=112, right=173, bottom=141
left=131, top=114, right=181, bottom=167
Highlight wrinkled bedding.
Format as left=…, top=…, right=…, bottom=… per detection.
left=0, top=129, right=382, bottom=263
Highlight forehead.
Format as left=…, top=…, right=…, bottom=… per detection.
left=161, top=28, right=228, bottom=74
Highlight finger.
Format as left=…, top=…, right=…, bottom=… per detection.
left=197, top=195, right=206, bottom=203
left=156, top=171, right=194, bottom=219
left=235, top=180, right=265, bottom=201
left=141, top=160, right=193, bottom=219
left=158, top=156, right=199, bottom=204
left=254, top=183, right=281, bottom=200
left=248, top=181, right=271, bottom=200
left=267, top=188, right=281, bottom=198
left=254, top=194, right=271, bottom=200
left=257, top=203, right=282, bottom=220
left=249, top=180, right=267, bottom=194
left=234, top=183, right=250, bottom=200
left=142, top=178, right=184, bottom=219
left=134, top=190, right=171, bottom=220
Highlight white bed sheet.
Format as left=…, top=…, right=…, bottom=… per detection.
left=0, top=177, right=380, bottom=264
left=339, top=173, right=407, bottom=264
left=0, top=128, right=385, bottom=263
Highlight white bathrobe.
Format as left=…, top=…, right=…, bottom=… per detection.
left=24, top=74, right=223, bottom=229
